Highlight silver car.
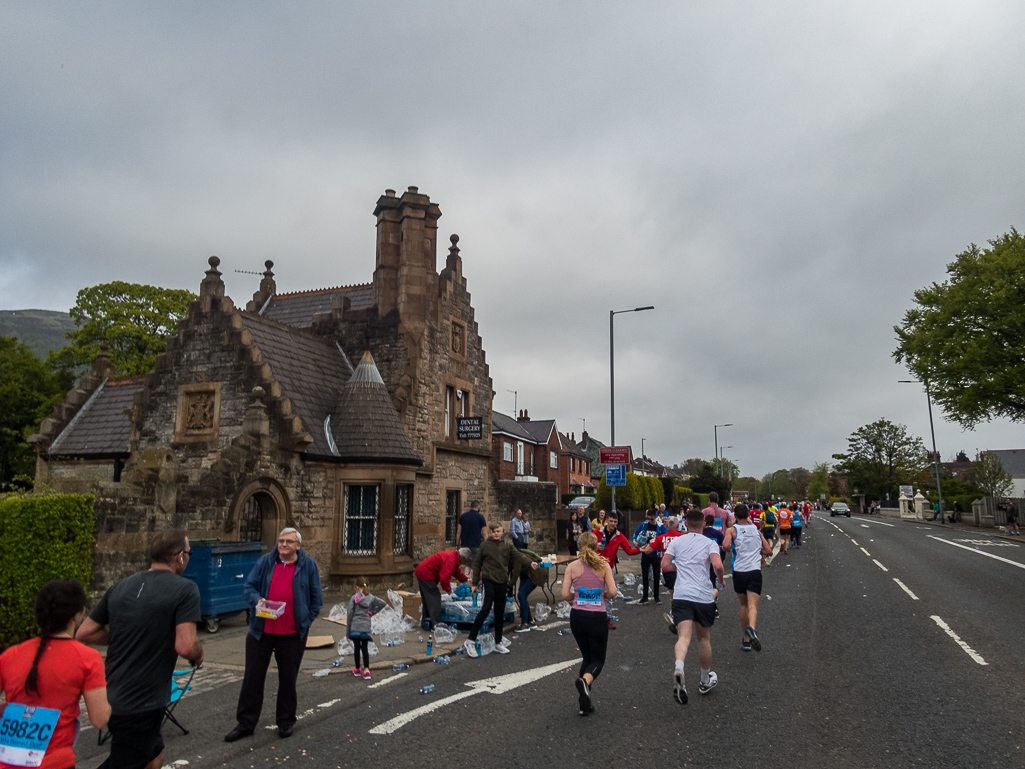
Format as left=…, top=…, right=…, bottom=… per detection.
left=830, top=502, right=851, bottom=517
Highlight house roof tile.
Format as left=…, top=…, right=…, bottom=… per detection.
left=261, top=284, right=373, bottom=328
left=49, top=377, right=143, bottom=456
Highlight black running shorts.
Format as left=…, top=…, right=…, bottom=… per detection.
left=671, top=599, right=716, bottom=628
left=732, top=569, right=763, bottom=595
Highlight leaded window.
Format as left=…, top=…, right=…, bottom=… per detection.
left=445, top=490, right=460, bottom=545
left=239, top=496, right=262, bottom=543
left=394, top=484, right=412, bottom=555
left=343, top=484, right=379, bottom=556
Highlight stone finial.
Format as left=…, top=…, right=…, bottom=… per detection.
left=91, top=341, right=114, bottom=379
left=242, top=386, right=270, bottom=448
left=200, top=255, right=225, bottom=299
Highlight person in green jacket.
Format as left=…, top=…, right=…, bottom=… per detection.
left=465, top=522, right=538, bottom=657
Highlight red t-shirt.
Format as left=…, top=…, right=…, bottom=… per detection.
left=648, top=530, right=685, bottom=563
left=264, top=561, right=298, bottom=635
left=0, top=638, right=106, bottom=769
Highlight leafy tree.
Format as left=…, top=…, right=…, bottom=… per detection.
left=680, top=458, right=706, bottom=476
left=807, top=462, right=831, bottom=501
left=787, top=467, right=812, bottom=498
left=760, top=469, right=794, bottom=500
left=50, top=281, right=196, bottom=378
left=711, top=457, right=739, bottom=490
left=0, top=336, right=64, bottom=489
left=969, top=452, right=1013, bottom=497
left=832, top=419, right=927, bottom=501
left=689, top=462, right=729, bottom=501
left=894, top=230, right=1025, bottom=428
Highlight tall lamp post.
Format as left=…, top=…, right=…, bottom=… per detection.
left=899, top=379, right=944, bottom=518
left=714, top=423, right=733, bottom=462
left=610, top=306, right=655, bottom=515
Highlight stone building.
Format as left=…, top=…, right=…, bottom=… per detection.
left=31, top=186, right=493, bottom=589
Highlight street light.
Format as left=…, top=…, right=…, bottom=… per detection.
left=641, top=437, right=646, bottom=475
left=899, top=379, right=944, bottom=519
left=610, top=306, right=655, bottom=515
left=714, top=423, right=733, bottom=462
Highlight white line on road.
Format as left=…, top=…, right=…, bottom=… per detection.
left=368, top=658, right=578, bottom=734
left=928, top=536, right=1025, bottom=570
left=533, top=620, right=569, bottom=632
left=873, top=559, right=888, bottom=572
left=860, top=547, right=871, bottom=557
left=855, top=518, right=895, bottom=527
left=893, top=579, right=919, bottom=600
left=931, top=616, right=988, bottom=665
left=368, top=672, right=408, bottom=688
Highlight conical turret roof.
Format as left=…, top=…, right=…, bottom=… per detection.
left=329, top=351, right=420, bottom=464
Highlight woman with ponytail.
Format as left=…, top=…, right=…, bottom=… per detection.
left=0, top=579, right=110, bottom=769
left=560, top=531, right=618, bottom=716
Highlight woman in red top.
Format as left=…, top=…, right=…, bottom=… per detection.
left=0, top=579, right=110, bottom=769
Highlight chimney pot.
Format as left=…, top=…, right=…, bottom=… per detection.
left=385, top=189, right=396, bottom=197
left=408, top=186, right=418, bottom=193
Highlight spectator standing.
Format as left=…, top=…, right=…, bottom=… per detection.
left=1006, top=499, right=1019, bottom=536
left=456, top=501, right=488, bottom=560
left=346, top=579, right=386, bottom=681
left=511, top=509, right=530, bottom=550
left=77, top=530, right=203, bottom=769
left=1, top=579, right=110, bottom=769
left=632, top=509, right=667, bottom=604
left=567, top=510, right=583, bottom=556
left=415, top=548, right=470, bottom=630
left=225, top=528, right=322, bottom=742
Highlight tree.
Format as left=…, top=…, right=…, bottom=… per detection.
left=680, top=458, right=707, bottom=476
left=970, top=452, right=1013, bottom=498
left=894, top=230, right=1025, bottom=428
left=787, top=467, right=812, bottom=498
left=49, top=281, right=197, bottom=378
left=689, top=462, right=729, bottom=501
left=711, top=457, right=739, bottom=490
left=0, top=336, right=64, bottom=489
left=806, top=462, right=831, bottom=501
left=760, top=469, right=794, bottom=501
left=832, top=419, right=927, bottom=501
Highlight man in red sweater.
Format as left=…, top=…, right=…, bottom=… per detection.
left=595, top=513, right=639, bottom=629
left=415, top=548, right=471, bottom=630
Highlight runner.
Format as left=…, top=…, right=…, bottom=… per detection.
left=790, top=505, right=803, bottom=548
left=642, top=518, right=685, bottom=634
left=561, top=531, right=618, bottom=716
left=661, top=509, right=723, bottom=704
left=721, top=505, right=772, bottom=652
left=777, top=504, right=793, bottom=555
left=703, top=492, right=735, bottom=528
left=702, top=513, right=726, bottom=614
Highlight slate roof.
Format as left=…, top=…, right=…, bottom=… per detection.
left=491, top=411, right=535, bottom=443
left=988, top=449, right=1025, bottom=477
left=260, top=284, right=373, bottom=328
left=518, top=418, right=556, bottom=445
left=239, top=313, right=352, bottom=457
left=329, top=352, right=420, bottom=464
left=49, top=377, right=143, bottom=456
left=558, top=432, right=590, bottom=459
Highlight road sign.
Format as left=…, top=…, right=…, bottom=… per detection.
left=599, top=446, right=631, bottom=465
left=605, top=464, right=626, bottom=486
left=457, top=417, right=482, bottom=440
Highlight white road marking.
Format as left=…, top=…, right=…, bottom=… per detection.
left=954, top=538, right=1020, bottom=548
left=850, top=539, right=858, bottom=546
left=931, top=616, right=987, bottom=665
left=861, top=525, right=870, bottom=528
left=893, top=579, right=919, bottom=600
left=856, top=518, right=894, bottom=527
left=368, top=672, right=408, bottom=688
left=872, top=559, right=888, bottom=572
left=860, top=547, right=871, bottom=557
left=368, top=658, right=578, bottom=734
left=533, top=621, right=569, bottom=633
left=928, top=536, right=1025, bottom=570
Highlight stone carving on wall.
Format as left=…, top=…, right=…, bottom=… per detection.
left=174, top=382, right=222, bottom=443
left=450, top=320, right=466, bottom=360
left=185, top=391, right=216, bottom=432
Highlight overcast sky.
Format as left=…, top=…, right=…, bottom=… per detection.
left=3, top=2, right=1023, bottom=478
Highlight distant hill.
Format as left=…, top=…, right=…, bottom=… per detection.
left=0, top=310, right=76, bottom=359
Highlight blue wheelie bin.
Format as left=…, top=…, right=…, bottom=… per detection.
left=182, top=540, right=264, bottom=632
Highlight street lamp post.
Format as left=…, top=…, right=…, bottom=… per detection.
left=610, top=306, right=654, bottom=515
left=714, top=423, right=733, bottom=463
left=899, top=379, right=944, bottom=519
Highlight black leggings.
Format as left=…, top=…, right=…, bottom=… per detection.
left=468, top=579, right=508, bottom=643
left=353, top=637, right=370, bottom=669
left=640, top=552, right=661, bottom=600
left=570, top=609, right=609, bottom=681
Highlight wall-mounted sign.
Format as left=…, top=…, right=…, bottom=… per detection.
left=457, top=417, right=483, bottom=440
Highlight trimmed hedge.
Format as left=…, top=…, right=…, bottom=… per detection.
left=0, top=494, right=94, bottom=649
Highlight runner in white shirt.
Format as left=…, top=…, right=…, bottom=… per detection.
left=661, top=509, right=723, bottom=705
left=721, top=504, right=772, bottom=652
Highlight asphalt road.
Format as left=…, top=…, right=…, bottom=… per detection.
left=74, top=516, right=1024, bottom=769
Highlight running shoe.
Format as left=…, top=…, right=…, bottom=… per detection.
left=698, top=671, right=718, bottom=695
left=515, top=625, right=532, bottom=633
left=464, top=639, right=478, bottom=658
left=664, top=612, right=678, bottom=636
left=351, top=667, right=361, bottom=677
left=494, top=644, right=510, bottom=654
left=653, top=597, right=662, bottom=604
left=741, top=640, right=752, bottom=652
left=638, top=599, right=649, bottom=605
left=575, top=677, right=591, bottom=715
left=362, top=670, right=372, bottom=681
left=744, top=626, right=761, bottom=652
left=673, top=671, right=688, bottom=705
left=499, top=637, right=512, bottom=648
left=608, top=619, right=617, bottom=630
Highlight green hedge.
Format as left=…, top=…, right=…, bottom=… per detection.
left=693, top=492, right=710, bottom=510
left=0, top=494, right=94, bottom=649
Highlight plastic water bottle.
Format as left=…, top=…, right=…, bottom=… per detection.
left=331, top=657, right=345, bottom=667
left=426, top=634, right=433, bottom=656
left=472, top=591, right=478, bottom=607
left=454, top=647, right=466, bottom=656
left=392, top=663, right=409, bottom=671
left=420, top=684, right=435, bottom=694
left=312, top=669, right=330, bottom=677
left=418, top=636, right=424, bottom=643
left=559, top=628, right=572, bottom=635
left=474, top=639, right=481, bottom=657
left=435, top=655, right=451, bottom=665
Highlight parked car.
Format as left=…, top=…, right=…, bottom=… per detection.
left=566, top=496, right=595, bottom=510
left=830, top=502, right=851, bottom=517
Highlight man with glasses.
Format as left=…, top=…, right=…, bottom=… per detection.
left=77, top=530, right=203, bottom=769
left=226, top=528, right=322, bottom=742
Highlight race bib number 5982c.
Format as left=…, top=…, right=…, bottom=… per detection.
left=0, top=703, right=60, bottom=768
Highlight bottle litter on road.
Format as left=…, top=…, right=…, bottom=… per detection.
left=312, top=669, right=331, bottom=677
left=434, top=655, right=450, bottom=665
left=420, top=684, right=435, bottom=694
left=331, top=657, right=345, bottom=668
left=392, top=663, right=410, bottom=671
left=474, top=639, right=482, bottom=657
left=454, top=647, right=466, bottom=656
left=559, top=628, right=572, bottom=635
left=426, top=633, right=433, bottom=656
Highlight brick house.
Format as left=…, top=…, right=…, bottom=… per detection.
left=31, top=186, right=493, bottom=588
left=489, top=411, right=593, bottom=499
left=558, top=432, right=594, bottom=496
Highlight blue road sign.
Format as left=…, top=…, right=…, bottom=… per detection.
left=606, top=464, right=626, bottom=486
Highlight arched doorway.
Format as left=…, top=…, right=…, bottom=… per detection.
left=231, top=480, right=289, bottom=552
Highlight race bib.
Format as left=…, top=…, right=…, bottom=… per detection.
left=0, top=703, right=60, bottom=768
left=576, top=586, right=603, bottom=606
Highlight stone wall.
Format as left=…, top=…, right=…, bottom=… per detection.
left=493, top=479, right=558, bottom=555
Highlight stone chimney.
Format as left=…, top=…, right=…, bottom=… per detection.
left=517, top=409, right=530, bottom=423
left=373, top=186, right=441, bottom=324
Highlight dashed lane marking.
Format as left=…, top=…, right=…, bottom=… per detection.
left=893, top=579, right=919, bottom=600
left=931, top=616, right=987, bottom=666
left=368, top=673, right=408, bottom=688
left=855, top=518, right=895, bottom=527
left=860, top=547, right=872, bottom=557
left=872, top=559, right=888, bottom=572
left=928, top=536, right=1025, bottom=570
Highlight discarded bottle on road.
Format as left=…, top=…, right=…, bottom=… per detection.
left=426, top=633, right=433, bottom=656
left=474, top=639, right=482, bottom=657
left=434, top=655, right=450, bottom=665
left=418, top=636, right=424, bottom=643
left=624, top=596, right=632, bottom=602
left=559, top=628, right=572, bottom=635
left=392, top=663, right=410, bottom=671
left=610, top=615, right=619, bottom=621
left=454, top=647, right=466, bottom=656
left=420, top=684, right=435, bottom=694
left=312, top=669, right=331, bottom=677
left=331, top=657, right=345, bottom=667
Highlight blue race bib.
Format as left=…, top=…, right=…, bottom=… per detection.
left=576, top=586, right=603, bottom=606
left=0, top=703, right=60, bottom=768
